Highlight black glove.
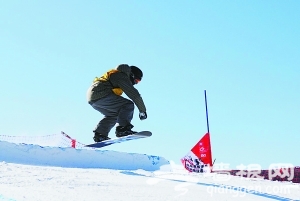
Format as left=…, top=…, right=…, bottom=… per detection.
left=139, top=111, right=147, bottom=120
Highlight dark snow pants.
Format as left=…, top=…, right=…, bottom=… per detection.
left=89, top=93, right=134, bottom=137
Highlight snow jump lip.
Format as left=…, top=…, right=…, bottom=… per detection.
left=0, top=141, right=169, bottom=171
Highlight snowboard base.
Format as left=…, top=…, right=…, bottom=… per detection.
left=85, top=131, right=152, bottom=148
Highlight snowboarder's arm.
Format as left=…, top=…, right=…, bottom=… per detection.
left=111, top=73, right=146, bottom=112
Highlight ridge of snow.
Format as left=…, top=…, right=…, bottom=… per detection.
left=0, top=141, right=169, bottom=171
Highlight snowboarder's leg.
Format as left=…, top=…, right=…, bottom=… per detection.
left=90, top=94, right=135, bottom=138
left=90, top=105, right=117, bottom=137
left=117, top=99, right=134, bottom=127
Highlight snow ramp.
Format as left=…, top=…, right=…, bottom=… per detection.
left=0, top=133, right=169, bottom=171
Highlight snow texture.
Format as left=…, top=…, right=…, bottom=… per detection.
left=0, top=141, right=167, bottom=170
left=0, top=140, right=299, bottom=201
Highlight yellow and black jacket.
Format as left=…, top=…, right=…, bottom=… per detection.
left=87, top=64, right=146, bottom=113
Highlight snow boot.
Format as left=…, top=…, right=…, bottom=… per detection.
left=93, top=132, right=110, bottom=142
left=115, top=124, right=137, bottom=137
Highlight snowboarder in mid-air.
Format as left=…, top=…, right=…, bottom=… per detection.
left=86, top=64, right=147, bottom=142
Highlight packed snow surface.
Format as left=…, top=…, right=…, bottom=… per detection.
left=0, top=141, right=299, bottom=201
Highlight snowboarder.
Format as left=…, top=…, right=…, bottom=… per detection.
left=87, top=64, right=147, bottom=142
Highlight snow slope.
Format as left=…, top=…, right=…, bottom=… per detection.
left=0, top=141, right=166, bottom=170
left=0, top=141, right=299, bottom=201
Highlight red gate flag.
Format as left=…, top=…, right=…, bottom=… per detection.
left=181, top=133, right=213, bottom=173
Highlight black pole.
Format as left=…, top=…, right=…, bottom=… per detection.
left=204, top=90, right=210, bottom=133
left=205, top=90, right=215, bottom=168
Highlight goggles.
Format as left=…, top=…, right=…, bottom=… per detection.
left=130, top=72, right=142, bottom=85
left=134, top=78, right=141, bottom=84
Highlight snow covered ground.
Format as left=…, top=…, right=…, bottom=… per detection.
left=0, top=141, right=299, bottom=201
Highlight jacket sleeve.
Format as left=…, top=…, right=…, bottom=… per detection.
left=110, top=73, right=146, bottom=112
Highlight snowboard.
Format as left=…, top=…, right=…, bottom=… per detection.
left=85, top=131, right=152, bottom=148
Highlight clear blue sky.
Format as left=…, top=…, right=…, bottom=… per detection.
left=1, top=1, right=299, bottom=169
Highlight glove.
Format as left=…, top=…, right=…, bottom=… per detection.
left=139, top=111, right=147, bottom=120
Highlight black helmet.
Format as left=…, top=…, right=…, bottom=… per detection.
left=130, top=66, right=143, bottom=85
